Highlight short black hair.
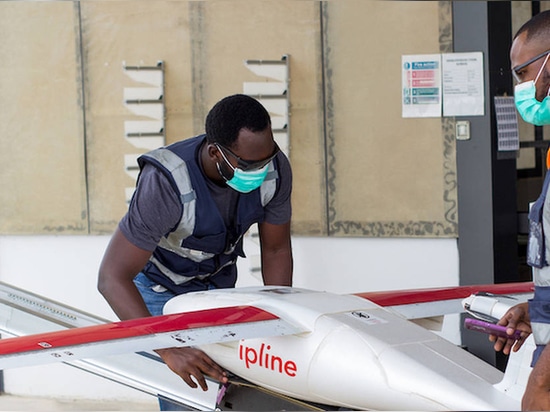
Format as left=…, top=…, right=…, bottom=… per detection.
left=514, top=10, right=550, bottom=44
left=205, top=94, right=271, bottom=147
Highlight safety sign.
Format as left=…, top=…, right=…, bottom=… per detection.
left=402, top=54, right=442, bottom=118
left=402, top=52, right=485, bottom=118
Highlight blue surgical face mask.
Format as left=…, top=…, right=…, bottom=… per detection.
left=515, top=53, right=550, bottom=126
left=226, top=165, right=269, bottom=193
left=216, top=153, right=269, bottom=193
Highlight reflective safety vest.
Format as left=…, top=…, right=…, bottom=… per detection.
left=137, top=135, right=279, bottom=294
left=528, top=170, right=550, bottom=365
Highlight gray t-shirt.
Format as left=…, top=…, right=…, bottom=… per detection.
left=119, top=150, right=292, bottom=252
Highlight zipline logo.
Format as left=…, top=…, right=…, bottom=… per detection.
left=238, top=340, right=297, bottom=377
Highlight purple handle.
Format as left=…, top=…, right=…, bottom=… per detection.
left=464, top=318, right=522, bottom=340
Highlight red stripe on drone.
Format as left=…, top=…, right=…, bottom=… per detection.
left=356, top=281, right=534, bottom=307
left=0, top=305, right=276, bottom=355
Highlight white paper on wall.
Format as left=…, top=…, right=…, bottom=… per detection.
left=442, top=52, right=485, bottom=116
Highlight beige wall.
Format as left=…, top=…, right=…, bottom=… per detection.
left=181, top=1, right=326, bottom=235
left=322, top=1, right=456, bottom=237
left=80, top=2, right=195, bottom=233
left=0, top=1, right=458, bottom=238
left=0, top=2, right=87, bottom=234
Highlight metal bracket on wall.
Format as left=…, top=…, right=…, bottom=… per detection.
left=122, top=61, right=165, bottom=203
left=243, top=55, right=290, bottom=156
left=242, top=55, right=290, bottom=279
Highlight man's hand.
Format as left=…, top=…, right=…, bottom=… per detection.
left=490, top=302, right=531, bottom=355
left=155, top=347, right=228, bottom=391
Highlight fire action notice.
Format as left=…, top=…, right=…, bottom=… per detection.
left=402, top=54, right=442, bottom=118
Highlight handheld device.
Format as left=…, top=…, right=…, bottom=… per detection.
left=464, top=318, right=522, bottom=340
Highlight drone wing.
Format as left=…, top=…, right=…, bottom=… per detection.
left=356, top=281, right=534, bottom=319
left=0, top=305, right=302, bottom=369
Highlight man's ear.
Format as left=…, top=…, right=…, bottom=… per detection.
left=207, top=143, right=219, bottom=160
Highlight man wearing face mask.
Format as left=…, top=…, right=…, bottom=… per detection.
left=97, top=94, right=293, bottom=409
left=491, top=10, right=550, bottom=411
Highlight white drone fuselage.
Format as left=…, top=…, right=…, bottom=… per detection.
left=163, top=286, right=520, bottom=411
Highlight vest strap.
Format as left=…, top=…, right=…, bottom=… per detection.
left=529, top=286, right=550, bottom=345
left=259, top=161, right=278, bottom=207
left=149, top=255, right=236, bottom=286
left=528, top=171, right=550, bottom=267
left=141, top=148, right=197, bottom=249
left=535, top=266, right=550, bottom=287
left=139, top=137, right=279, bottom=290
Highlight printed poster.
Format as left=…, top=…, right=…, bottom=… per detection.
left=442, top=52, right=484, bottom=116
left=402, top=54, right=442, bottom=118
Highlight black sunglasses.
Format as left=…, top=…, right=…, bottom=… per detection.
left=215, top=142, right=280, bottom=171
left=512, top=49, right=550, bottom=83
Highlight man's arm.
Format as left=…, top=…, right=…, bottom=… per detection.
left=523, top=345, right=550, bottom=410
left=258, top=221, right=293, bottom=286
left=97, top=227, right=153, bottom=320
left=97, top=228, right=227, bottom=391
left=489, top=302, right=548, bottom=410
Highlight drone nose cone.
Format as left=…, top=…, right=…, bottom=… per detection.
left=305, top=310, right=511, bottom=411
left=307, top=324, right=446, bottom=410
